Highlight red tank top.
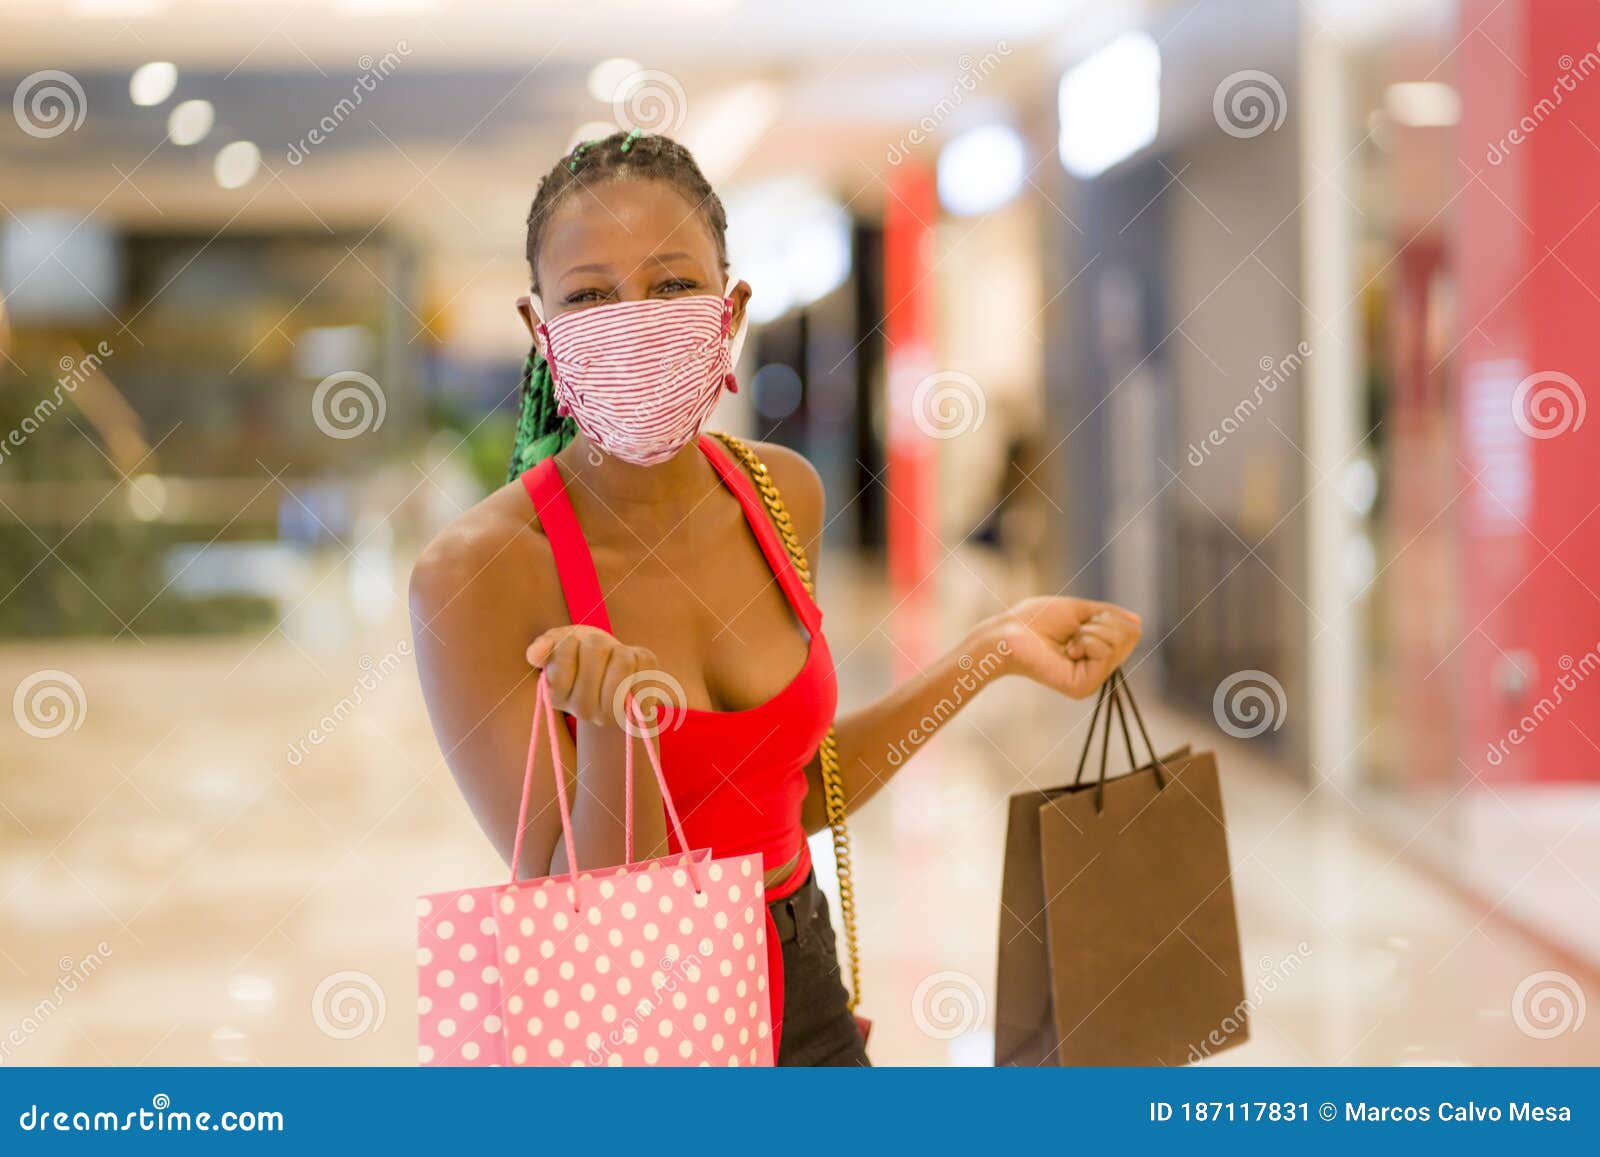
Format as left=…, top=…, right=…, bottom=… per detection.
left=519, top=434, right=837, bottom=1055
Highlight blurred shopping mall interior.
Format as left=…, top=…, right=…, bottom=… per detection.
left=0, top=0, right=1597, bottom=1065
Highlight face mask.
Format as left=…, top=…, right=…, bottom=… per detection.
left=523, top=283, right=749, bottom=467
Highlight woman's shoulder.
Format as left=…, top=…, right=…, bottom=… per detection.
left=721, top=436, right=825, bottom=534
left=408, top=476, right=559, bottom=626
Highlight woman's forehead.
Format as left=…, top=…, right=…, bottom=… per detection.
left=539, top=179, right=718, bottom=280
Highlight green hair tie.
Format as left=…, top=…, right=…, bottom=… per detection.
left=619, top=128, right=642, bottom=154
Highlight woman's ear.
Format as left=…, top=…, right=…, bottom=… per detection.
left=516, top=295, right=545, bottom=352
left=726, top=278, right=752, bottom=333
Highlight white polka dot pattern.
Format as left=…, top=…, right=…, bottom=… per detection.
left=418, top=851, right=771, bottom=1067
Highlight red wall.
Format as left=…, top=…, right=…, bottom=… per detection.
left=1457, top=0, right=1600, bottom=781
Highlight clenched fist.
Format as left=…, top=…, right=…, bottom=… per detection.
left=526, top=625, right=660, bottom=726
left=989, top=596, right=1142, bottom=700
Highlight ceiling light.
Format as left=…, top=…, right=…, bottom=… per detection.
left=129, top=61, right=177, bottom=107
left=1058, top=32, right=1161, bottom=179
left=588, top=58, right=642, bottom=103
left=214, top=141, right=261, bottom=189
left=167, top=99, right=214, bottom=146
left=938, top=124, right=1027, bottom=216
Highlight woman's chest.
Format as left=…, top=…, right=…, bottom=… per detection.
left=589, top=527, right=811, bottom=714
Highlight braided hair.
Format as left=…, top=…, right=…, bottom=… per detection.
left=506, top=129, right=730, bottom=481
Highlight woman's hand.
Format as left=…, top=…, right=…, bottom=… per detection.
left=989, top=596, right=1142, bottom=700
left=526, top=625, right=659, bottom=726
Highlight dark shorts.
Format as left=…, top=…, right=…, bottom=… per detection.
left=770, top=870, right=871, bottom=1067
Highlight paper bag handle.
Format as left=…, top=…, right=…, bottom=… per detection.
left=507, top=672, right=703, bottom=907
left=1071, top=667, right=1172, bottom=813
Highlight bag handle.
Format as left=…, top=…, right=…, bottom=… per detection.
left=708, top=431, right=863, bottom=1014
left=508, top=671, right=704, bottom=909
left=1071, top=667, right=1170, bottom=813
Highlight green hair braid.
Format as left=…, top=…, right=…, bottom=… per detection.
left=506, top=344, right=576, bottom=482
left=508, top=128, right=729, bottom=479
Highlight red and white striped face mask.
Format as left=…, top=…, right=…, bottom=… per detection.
left=534, top=294, right=742, bottom=466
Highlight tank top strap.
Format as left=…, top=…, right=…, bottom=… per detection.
left=697, top=435, right=822, bottom=634
left=519, top=459, right=614, bottom=633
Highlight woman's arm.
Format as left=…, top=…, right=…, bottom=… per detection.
left=409, top=493, right=663, bottom=880
left=808, top=600, right=1140, bottom=831
left=746, top=442, right=1140, bottom=833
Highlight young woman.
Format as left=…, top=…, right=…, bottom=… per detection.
left=409, top=130, right=1142, bottom=1066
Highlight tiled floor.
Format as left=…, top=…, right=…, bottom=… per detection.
left=1, top=561, right=1596, bottom=1067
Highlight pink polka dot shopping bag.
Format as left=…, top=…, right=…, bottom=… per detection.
left=417, top=672, right=774, bottom=1067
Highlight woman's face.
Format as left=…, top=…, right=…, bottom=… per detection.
left=524, top=178, right=749, bottom=330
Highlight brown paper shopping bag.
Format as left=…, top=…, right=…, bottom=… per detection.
left=995, top=669, right=1247, bottom=1066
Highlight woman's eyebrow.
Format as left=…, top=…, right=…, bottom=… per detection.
left=561, top=262, right=614, bottom=278
left=648, top=251, right=695, bottom=266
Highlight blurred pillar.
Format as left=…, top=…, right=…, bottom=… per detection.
left=883, top=164, right=941, bottom=675
left=1300, top=20, right=1362, bottom=786
left=1456, top=0, right=1600, bottom=782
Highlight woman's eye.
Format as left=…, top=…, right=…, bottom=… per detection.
left=656, top=279, right=695, bottom=295
left=565, top=288, right=608, bottom=304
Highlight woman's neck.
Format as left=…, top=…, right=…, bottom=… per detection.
left=559, top=433, right=721, bottom=533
